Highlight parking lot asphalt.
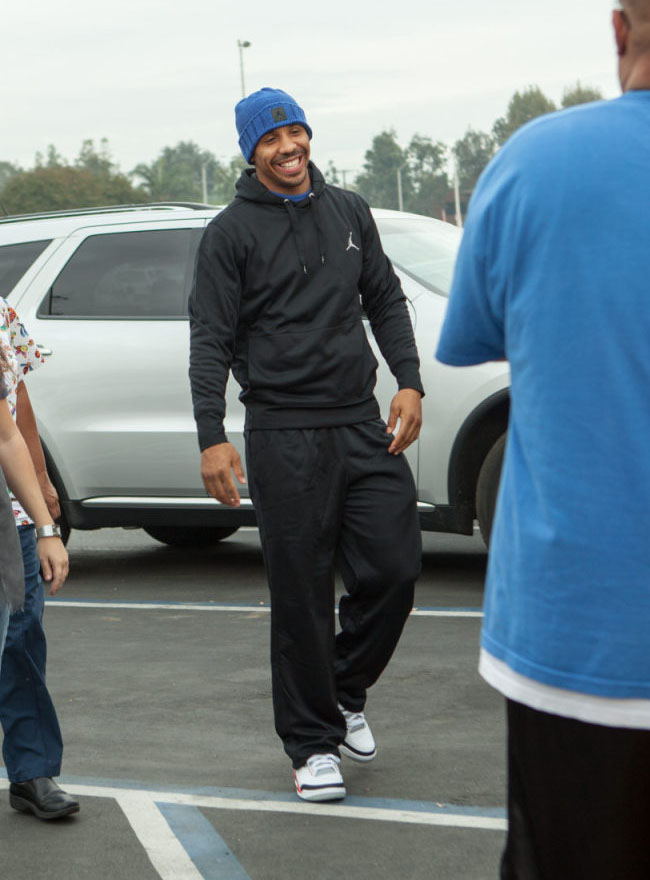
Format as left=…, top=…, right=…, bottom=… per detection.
left=0, top=527, right=506, bottom=879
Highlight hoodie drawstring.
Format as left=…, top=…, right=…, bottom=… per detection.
left=309, top=193, right=326, bottom=267
left=283, top=200, right=309, bottom=274
left=283, top=195, right=327, bottom=275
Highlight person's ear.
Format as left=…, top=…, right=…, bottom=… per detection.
left=613, top=8, right=629, bottom=57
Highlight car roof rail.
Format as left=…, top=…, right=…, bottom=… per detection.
left=0, top=202, right=217, bottom=224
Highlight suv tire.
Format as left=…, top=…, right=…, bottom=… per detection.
left=143, top=525, right=239, bottom=547
left=476, top=433, right=506, bottom=547
left=57, top=514, right=71, bottom=547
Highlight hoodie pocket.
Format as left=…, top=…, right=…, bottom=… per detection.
left=247, top=319, right=378, bottom=406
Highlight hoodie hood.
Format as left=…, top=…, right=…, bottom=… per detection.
left=235, top=161, right=326, bottom=204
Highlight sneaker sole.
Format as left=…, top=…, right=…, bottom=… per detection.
left=10, top=794, right=80, bottom=820
left=294, top=784, right=346, bottom=802
left=339, top=742, right=377, bottom=763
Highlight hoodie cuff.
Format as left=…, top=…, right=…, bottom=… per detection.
left=198, top=426, right=228, bottom=452
left=397, top=368, right=425, bottom=398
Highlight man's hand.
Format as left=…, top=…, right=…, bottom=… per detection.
left=200, top=442, right=246, bottom=507
left=37, top=536, right=69, bottom=596
left=386, top=388, right=422, bottom=454
left=39, top=474, right=61, bottom=521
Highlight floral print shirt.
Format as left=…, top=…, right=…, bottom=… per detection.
left=0, top=297, right=44, bottom=524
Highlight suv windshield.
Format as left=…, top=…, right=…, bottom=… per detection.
left=376, top=216, right=459, bottom=297
left=0, top=240, right=51, bottom=298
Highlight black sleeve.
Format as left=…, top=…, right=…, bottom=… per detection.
left=357, top=199, right=424, bottom=397
left=188, top=221, right=243, bottom=451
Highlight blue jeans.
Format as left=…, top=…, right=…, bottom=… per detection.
left=0, top=525, right=63, bottom=782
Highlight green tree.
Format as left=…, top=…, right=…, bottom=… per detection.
left=1, top=165, right=147, bottom=214
left=453, top=128, right=495, bottom=193
left=324, top=160, right=341, bottom=186
left=34, top=144, right=66, bottom=168
left=132, top=141, right=235, bottom=203
left=355, top=129, right=410, bottom=210
left=405, top=134, right=449, bottom=217
left=0, top=161, right=22, bottom=195
left=561, top=82, right=604, bottom=108
left=211, top=155, right=246, bottom=204
left=493, top=86, right=557, bottom=146
left=75, top=138, right=115, bottom=177
left=355, top=130, right=450, bottom=217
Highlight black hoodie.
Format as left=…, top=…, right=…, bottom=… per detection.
left=189, top=163, right=424, bottom=450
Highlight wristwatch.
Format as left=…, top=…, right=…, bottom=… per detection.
left=35, top=523, right=62, bottom=539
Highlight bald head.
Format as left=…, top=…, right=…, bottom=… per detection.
left=614, top=0, right=650, bottom=89
left=621, top=0, right=650, bottom=22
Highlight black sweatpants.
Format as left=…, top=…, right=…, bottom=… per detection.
left=245, top=419, right=421, bottom=768
left=501, top=699, right=650, bottom=880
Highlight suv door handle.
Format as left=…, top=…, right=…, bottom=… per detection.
left=36, top=344, right=53, bottom=357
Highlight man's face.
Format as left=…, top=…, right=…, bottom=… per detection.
left=251, top=124, right=311, bottom=195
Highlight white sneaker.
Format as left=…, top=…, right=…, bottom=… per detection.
left=294, top=753, right=346, bottom=802
left=338, top=704, right=377, bottom=762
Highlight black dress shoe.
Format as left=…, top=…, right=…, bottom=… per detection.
left=9, top=777, right=80, bottom=820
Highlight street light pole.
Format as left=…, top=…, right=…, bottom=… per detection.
left=453, top=168, right=463, bottom=229
left=340, top=169, right=354, bottom=189
left=201, top=163, right=208, bottom=204
left=237, top=40, right=251, bottom=99
left=396, top=166, right=404, bottom=212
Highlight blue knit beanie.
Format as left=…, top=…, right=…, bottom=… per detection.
left=235, top=87, right=312, bottom=163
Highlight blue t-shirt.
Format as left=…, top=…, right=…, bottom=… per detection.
left=437, top=91, right=650, bottom=699
left=270, top=189, right=312, bottom=203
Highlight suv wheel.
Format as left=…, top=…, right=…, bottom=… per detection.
left=476, top=433, right=506, bottom=547
left=143, top=525, right=239, bottom=547
left=57, top=514, right=71, bottom=547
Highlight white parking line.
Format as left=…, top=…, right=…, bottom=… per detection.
left=46, top=600, right=483, bottom=618
left=49, top=601, right=272, bottom=613
left=116, top=792, right=204, bottom=879
left=0, top=779, right=504, bottom=831
left=151, top=791, right=506, bottom=830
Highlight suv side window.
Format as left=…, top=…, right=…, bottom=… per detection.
left=38, top=228, right=203, bottom=319
left=0, top=240, right=52, bottom=297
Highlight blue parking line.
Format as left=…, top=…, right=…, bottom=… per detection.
left=157, top=802, right=253, bottom=880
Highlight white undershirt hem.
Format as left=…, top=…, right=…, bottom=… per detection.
left=480, top=649, right=650, bottom=730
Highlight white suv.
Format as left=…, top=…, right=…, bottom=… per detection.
left=0, top=203, right=509, bottom=546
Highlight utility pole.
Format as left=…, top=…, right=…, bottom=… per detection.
left=237, top=40, right=251, bottom=99
left=201, top=163, right=208, bottom=204
left=454, top=168, right=463, bottom=229
left=396, top=167, right=404, bottom=212
left=340, top=169, right=354, bottom=189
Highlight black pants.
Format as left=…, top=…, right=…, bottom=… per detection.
left=501, top=698, right=650, bottom=880
left=246, top=420, right=421, bottom=768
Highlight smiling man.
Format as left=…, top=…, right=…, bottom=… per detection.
left=189, top=87, right=423, bottom=801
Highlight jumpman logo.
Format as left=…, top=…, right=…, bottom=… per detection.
left=346, top=231, right=360, bottom=252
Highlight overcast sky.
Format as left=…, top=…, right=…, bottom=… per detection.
left=3, top=0, right=620, bottom=178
